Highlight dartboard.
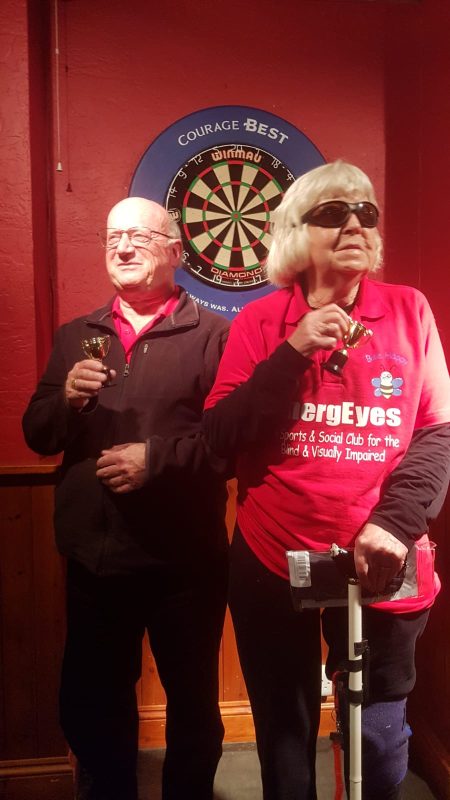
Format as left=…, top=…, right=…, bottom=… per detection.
left=166, top=144, right=293, bottom=290
left=129, top=105, right=325, bottom=319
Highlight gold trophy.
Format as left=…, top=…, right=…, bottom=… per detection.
left=81, top=335, right=112, bottom=381
left=323, top=318, right=373, bottom=376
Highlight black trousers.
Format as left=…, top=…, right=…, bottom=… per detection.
left=60, top=554, right=228, bottom=800
left=229, top=527, right=429, bottom=800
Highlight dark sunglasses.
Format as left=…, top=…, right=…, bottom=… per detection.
left=301, top=200, right=379, bottom=228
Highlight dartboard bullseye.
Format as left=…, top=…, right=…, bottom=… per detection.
left=166, top=144, right=295, bottom=290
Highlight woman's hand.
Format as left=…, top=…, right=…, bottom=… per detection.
left=288, top=304, right=350, bottom=358
left=354, top=523, right=408, bottom=594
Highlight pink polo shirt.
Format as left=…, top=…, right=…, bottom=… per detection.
left=205, top=277, right=450, bottom=612
left=111, top=288, right=180, bottom=361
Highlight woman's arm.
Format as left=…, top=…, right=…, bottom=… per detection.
left=203, top=340, right=310, bottom=460
left=368, top=422, right=450, bottom=548
left=203, top=303, right=349, bottom=461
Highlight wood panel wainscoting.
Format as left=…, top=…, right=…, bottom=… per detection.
left=1, top=467, right=447, bottom=798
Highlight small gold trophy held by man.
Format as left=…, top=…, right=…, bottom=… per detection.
left=81, top=335, right=112, bottom=381
left=81, top=335, right=111, bottom=361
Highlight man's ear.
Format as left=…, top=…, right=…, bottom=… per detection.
left=171, top=239, right=183, bottom=264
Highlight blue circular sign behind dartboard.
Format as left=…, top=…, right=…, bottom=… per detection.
left=130, top=106, right=325, bottom=320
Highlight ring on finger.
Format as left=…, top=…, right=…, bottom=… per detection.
left=71, top=378, right=77, bottom=390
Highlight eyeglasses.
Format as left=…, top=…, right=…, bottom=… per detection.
left=301, top=201, right=379, bottom=228
left=98, top=227, right=173, bottom=250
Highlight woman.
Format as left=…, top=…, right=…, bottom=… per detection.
left=204, top=161, right=450, bottom=800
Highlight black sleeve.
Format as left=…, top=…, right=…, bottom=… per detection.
left=147, top=323, right=230, bottom=482
left=368, top=422, right=450, bottom=549
left=203, top=340, right=311, bottom=462
left=22, top=326, right=80, bottom=455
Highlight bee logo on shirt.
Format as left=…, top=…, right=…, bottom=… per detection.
left=371, top=368, right=403, bottom=399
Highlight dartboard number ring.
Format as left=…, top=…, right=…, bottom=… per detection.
left=165, top=144, right=294, bottom=291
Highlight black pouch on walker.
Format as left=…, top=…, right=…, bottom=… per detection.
left=286, top=542, right=434, bottom=610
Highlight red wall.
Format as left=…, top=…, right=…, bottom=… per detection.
left=1, top=0, right=449, bottom=465
left=383, top=0, right=450, bottom=330
left=52, top=0, right=385, bottom=325
left=0, top=0, right=38, bottom=465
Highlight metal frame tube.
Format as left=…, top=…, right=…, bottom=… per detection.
left=348, top=579, right=362, bottom=800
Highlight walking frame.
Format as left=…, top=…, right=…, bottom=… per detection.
left=347, top=577, right=364, bottom=800
left=286, top=543, right=429, bottom=800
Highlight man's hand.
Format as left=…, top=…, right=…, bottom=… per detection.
left=354, top=522, right=408, bottom=594
left=96, top=443, right=147, bottom=493
left=65, top=359, right=116, bottom=409
left=288, top=304, right=350, bottom=358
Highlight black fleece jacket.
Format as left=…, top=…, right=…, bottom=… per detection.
left=23, top=289, right=230, bottom=575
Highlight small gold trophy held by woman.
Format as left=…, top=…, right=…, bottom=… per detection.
left=323, top=317, right=373, bottom=376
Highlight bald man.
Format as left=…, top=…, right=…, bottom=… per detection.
left=23, top=198, right=230, bottom=800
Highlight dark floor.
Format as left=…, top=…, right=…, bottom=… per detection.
left=138, top=739, right=436, bottom=799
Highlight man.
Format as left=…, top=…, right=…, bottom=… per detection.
left=22, top=198, right=230, bottom=800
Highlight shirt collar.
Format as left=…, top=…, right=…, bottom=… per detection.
left=111, top=287, right=180, bottom=326
left=287, top=275, right=389, bottom=324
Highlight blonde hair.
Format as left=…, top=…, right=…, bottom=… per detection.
left=265, top=160, right=383, bottom=286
